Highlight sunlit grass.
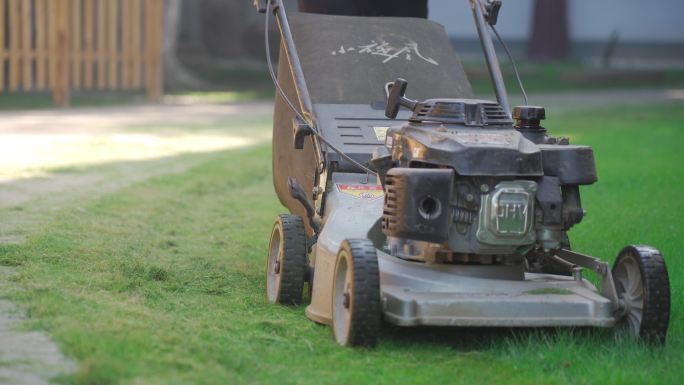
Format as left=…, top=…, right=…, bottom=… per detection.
left=164, top=91, right=273, bottom=104
left=0, top=108, right=272, bottom=182
left=0, top=92, right=146, bottom=111
left=0, top=132, right=268, bottom=181
left=0, top=90, right=274, bottom=111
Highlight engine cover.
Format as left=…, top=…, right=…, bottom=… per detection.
left=387, top=122, right=543, bottom=177
left=376, top=99, right=595, bottom=259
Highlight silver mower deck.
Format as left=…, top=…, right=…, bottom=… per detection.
left=306, top=172, right=617, bottom=328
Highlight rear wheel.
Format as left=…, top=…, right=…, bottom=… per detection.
left=266, top=214, right=307, bottom=305
left=332, top=239, right=381, bottom=347
left=612, top=245, right=670, bottom=344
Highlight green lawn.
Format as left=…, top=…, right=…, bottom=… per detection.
left=465, top=63, right=684, bottom=95
left=0, top=92, right=148, bottom=111
left=185, top=61, right=684, bottom=97
left=0, top=90, right=271, bottom=111
left=0, top=104, right=682, bottom=385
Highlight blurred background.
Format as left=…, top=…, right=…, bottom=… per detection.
left=166, top=0, right=684, bottom=98
left=2, top=0, right=684, bottom=107
left=0, top=2, right=683, bottom=384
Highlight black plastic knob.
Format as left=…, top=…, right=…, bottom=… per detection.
left=513, top=106, right=547, bottom=144
left=385, top=78, right=418, bottom=119
left=513, top=106, right=546, bottom=121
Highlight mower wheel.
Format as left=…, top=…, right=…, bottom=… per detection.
left=612, top=245, right=670, bottom=344
left=266, top=214, right=307, bottom=305
left=332, top=239, right=381, bottom=347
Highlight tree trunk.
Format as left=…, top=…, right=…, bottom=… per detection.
left=164, top=0, right=206, bottom=89
left=528, top=0, right=569, bottom=61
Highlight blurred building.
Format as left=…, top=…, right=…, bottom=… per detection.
left=175, top=0, right=684, bottom=76
left=176, top=0, right=297, bottom=66
left=431, top=0, right=684, bottom=68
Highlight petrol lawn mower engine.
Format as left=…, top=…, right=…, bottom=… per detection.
left=375, top=79, right=594, bottom=268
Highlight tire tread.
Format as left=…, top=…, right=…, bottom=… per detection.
left=273, top=214, right=307, bottom=305
left=615, top=244, right=670, bottom=344
left=339, top=239, right=381, bottom=347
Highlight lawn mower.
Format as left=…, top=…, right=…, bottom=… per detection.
left=255, top=0, right=671, bottom=346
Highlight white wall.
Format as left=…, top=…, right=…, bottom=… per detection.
left=570, top=0, right=684, bottom=42
left=429, top=0, right=530, bottom=40
left=429, top=0, right=684, bottom=42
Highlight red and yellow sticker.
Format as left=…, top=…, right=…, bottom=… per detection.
left=336, top=183, right=384, bottom=201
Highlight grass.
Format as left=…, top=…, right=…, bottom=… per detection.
left=164, top=90, right=274, bottom=104
left=465, top=62, right=684, bottom=95
left=2, top=63, right=683, bottom=110
left=0, top=89, right=271, bottom=111
left=178, top=60, right=684, bottom=97
left=0, top=104, right=683, bottom=385
left=181, top=62, right=684, bottom=100
left=0, top=92, right=147, bottom=111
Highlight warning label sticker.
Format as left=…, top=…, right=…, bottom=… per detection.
left=373, top=126, right=389, bottom=141
left=454, top=131, right=514, bottom=146
left=336, top=183, right=384, bottom=201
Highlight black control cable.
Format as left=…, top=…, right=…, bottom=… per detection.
left=264, top=0, right=378, bottom=177
left=490, top=24, right=529, bottom=106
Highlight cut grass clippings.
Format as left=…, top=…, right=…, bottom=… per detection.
left=0, top=104, right=682, bottom=385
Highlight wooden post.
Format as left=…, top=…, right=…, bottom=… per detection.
left=48, top=0, right=57, bottom=88
left=84, top=0, right=94, bottom=89
left=53, top=0, right=70, bottom=107
left=21, top=0, right=32, bottom=90
left=132, top=0, right=143, bottom=88
left=8, top=0, right=20, bottom=91
left=71, top=0, right=82, bottom=89
left=122, top=0, right=132, bottom=87
left=97, top=0, right=106, bottom=89
left=108, top=0, right=118, bottom=89
left=146, top=0, right=163, bottom=102
left=0, top=0, right=5, bottom=91
left=36, top=0, right=48, bottom=90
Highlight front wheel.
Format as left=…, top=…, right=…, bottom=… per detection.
left=266, top=214, right=307, bottom=305
left=612, top=245, right=670, bottom=344
left=332, top=239, right=381, bottom=347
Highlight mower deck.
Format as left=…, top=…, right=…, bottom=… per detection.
left=379, top=253, right=616, bottom=327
